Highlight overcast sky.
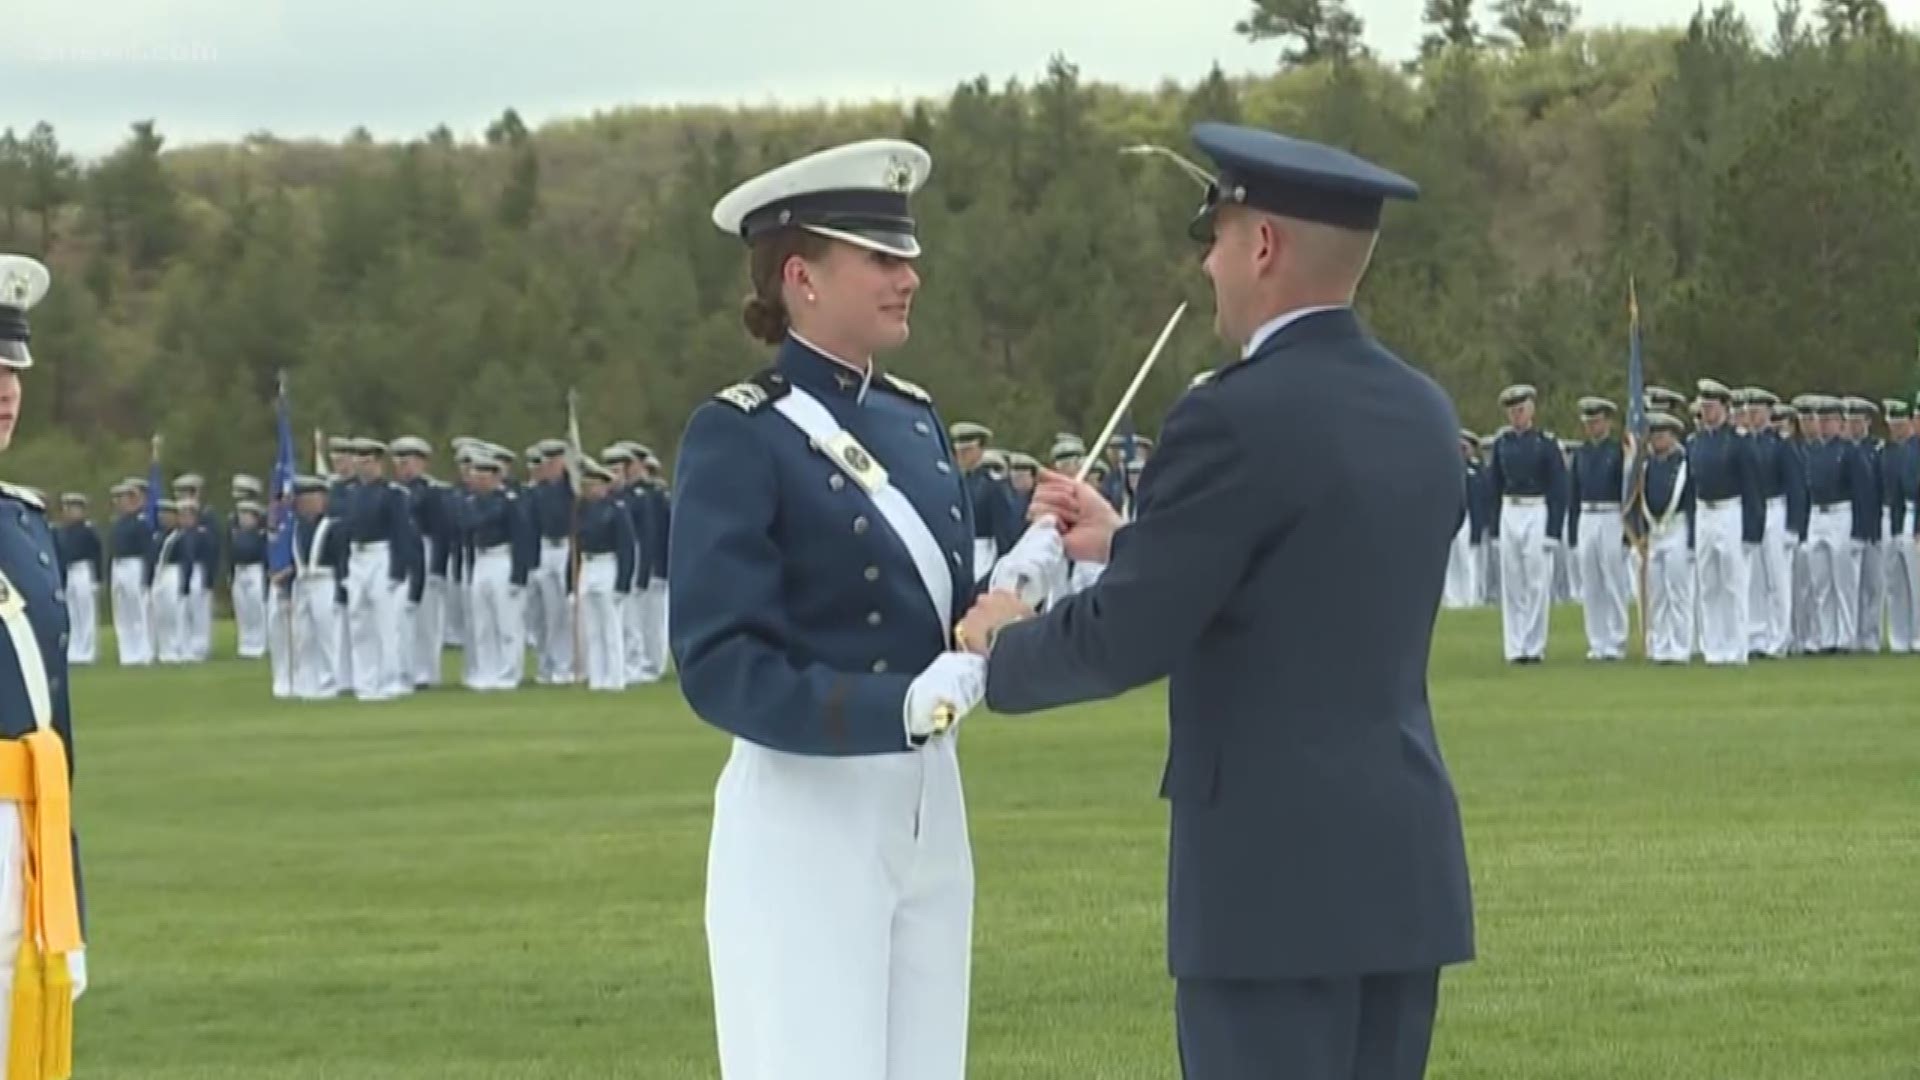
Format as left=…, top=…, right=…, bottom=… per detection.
left=6, top=0, right=1915, bottom=157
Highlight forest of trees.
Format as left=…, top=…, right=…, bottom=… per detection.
left=3, top=0, right=1918, bottom=497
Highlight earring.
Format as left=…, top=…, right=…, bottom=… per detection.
left=806, top=292, right=817, bottom=303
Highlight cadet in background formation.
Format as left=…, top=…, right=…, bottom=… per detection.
left=1884, top=400, right=1920, bottom=652
left=148, top=499, right=194, bottom=663
left=572, top=459, right=635, bottom=692
left=1639, top=412, right=1695, bottom=663
left=1487, top=384, right=1567, bottom=664
left=525, top=439, right=576, bottom=685
left=230, top=497, right=269, bottom=659
left=1567, top=398, right=1629, bottom=661
left=107, top=479, right=153, bottom=665
left=56, top=492, right=104, bottom=665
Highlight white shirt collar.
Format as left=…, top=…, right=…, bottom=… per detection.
left=1243, top=304, right=1349, bottom=359
left=789, top=330, right=875, bottom=403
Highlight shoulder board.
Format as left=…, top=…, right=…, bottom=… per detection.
left=713, top=368, right=790, bottom=414
left=0, top=482, right=45, bottom=511
left=1188, top=369, right=1218, bottom=390
left=504, top=490, right=518, bottom=501
left=879, top=372, right=932, bottom=404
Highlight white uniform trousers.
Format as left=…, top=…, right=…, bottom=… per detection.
left=460, top=574, right=485, bottom=690
left=578, top=555, right=625, bottom=692
left=531, top=539, right=574, bottom=684
left=232, top=564, right=268, bottom=658
left=1575, top=509, right=1629, bottom=660
left=63, top=563, right=98, bottom=665
left=184, top=567, right=213, bottom=661
left=1646, top=525, right=1695, bottom=663
left=1790, top=536, right=1813, bottom=655
left=151, top=567, right=188, bottom=663
left=1442, top=522, right=1479, bottom=609
left=1856, top=537, right=1886, bottom=654
left=346, top=541, right=396, bottom=701
left=1805, top=505, right=1859, bottom=653
left=384, top=580, right=415, bottom=699
left=706, top=736, right=972, bottom=1080
left=638, top=579, right=670, bottom=681
left=267, top=587, right=293, bottom=698
left=621, top=588, right=648, bottom=684
left=1496, top=501, right=1550, bottom=661
left=412, top=576, right=447, bottom=686
left=1481, top=538, right=1501, bottom=605
left=1692, top=502, right=1749, bottom=665
left=469, top=547, right=522, bottom=692
left=293, top=572, right=343, bottom=699
left=1745, top=498, right=1792, bottom=658
left=110, top=557, right=152, bottom=665
left=1552, top=541, right=1576, bottom=603
left=443, top=573, right=467, bottom=648
left=1886, top=508, right=1920, bottom=653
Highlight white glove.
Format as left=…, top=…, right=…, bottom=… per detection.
left=989, top=519, right=1067, bottom=608
left=903, top=652, right=986, bottom=743
left=67, top=949, right=86, bottom=1001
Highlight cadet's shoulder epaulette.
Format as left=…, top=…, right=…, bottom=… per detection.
left=879, top=372, right=932, bottom=404
left=504, top=489, right=518, bottom=501
left=1188, top=368, right=1218, bottom=390
left=713, top=368, right=790, bottom=414
left=0, top=482, right=45, bottom=512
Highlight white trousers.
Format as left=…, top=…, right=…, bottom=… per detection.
left=1481, top=538, right=1502, bottom=605
left=640, top=580, right=670, bottom=680
left=383, top=579, right=414, bottom=700
left=268, top=588, right=293, bottom=698
left=622, top=588, right=648, bottom=684
left=185, top=567, right=212, bottom=661
left=233, top=564, right=268, bottom=658
left=1886, top=519, right=1920, bottom=653
left=1791, top=537, right=1814, bottom=655
left=460, top=574, right=483, bottom=689
left=151, top=567, right=188, bottom=663
left=1575, top=514, right=1629, bottom=660
left=1747, top=499, right=1792, bottom=658
left=1805, top=507, right=1859, bottom=653
left=1856, top=536, right=1886, bottom=654
left=707, top=737, right=972, bottom=1080
left=1442, top=523, right=1479, bottom=610
left=1693, top=503, right=1749, bottom=665
left=110, top=558, right=152, bottom=666
left=412, top=577, right=447, bottom=686
left=293, top=574, right=343, bottom=699
left=64, top=563, right=98, bottom=665
left=470, top=549, right=523, bottom=692
left=1497, top=503, right=1549, bottom=661
left=1646, top=527, right=1695, bottom=663
left=579, top=556, right=625, bottom=692
left=531, top=539, right=574, bottom=684
left=347, top=542, right=396, bottom=701
left=444, top=573, right=467, bottom=648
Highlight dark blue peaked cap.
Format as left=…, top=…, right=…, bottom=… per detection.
left=1187, top=122, right=1419, bottom=239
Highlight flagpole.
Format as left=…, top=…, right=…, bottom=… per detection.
left=279, top=372, right=300, bottom=697
left=566, top=389, right=586, bottom=686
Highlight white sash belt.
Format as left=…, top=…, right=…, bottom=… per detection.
left=773, top=387, right=954, bottom=632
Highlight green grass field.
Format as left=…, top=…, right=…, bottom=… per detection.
left=66, top=607, right=1919, bottom=1079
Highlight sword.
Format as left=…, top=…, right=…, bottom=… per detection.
left=1077, top=301, right=1188, bottom=483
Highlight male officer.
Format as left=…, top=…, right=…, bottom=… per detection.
left=148, top=499, right=194, bottom=663
left=1740, top=389, right=1801, bottom=658
left=1567, top=398, right=1628, bottom=660
left=340, top=438, right=412, bottom=700
left=1882, top=399, right=1920, bottom=652
left=1487, top=384, right=1566, bottom=663
left=630, top=445, right=673, bottom=682
left=393, top=437, right=451, bottom=687
left=1639, top=412, right=1696, bottom=663
left=1802, top=398, right=1870, bottom=653
left=55, top=493, right=105, bottom=665
left=1685, top=380, right=1761, bottom=665
left=172, top=474, right=221, bottom=661
left=228, top=500, right=269, bottom=659
left=1843, top=398, right=1885, bottom=651
left=952, top=422, right=1021, bottom=581
left=601, top=443, right=651, bottom=683
left=960, top=122, right=1471, bottom=1080
left=571, top=459, right=636, bottom=691
left=525, top=439, right=576, bottom=685
left=106, top=480, right=154, bottom=665
left=1781, top=400, right=1817, bottom=654
left=464, top=448, right=525, bottom=691
left=283, top=477, right=348, bottom=699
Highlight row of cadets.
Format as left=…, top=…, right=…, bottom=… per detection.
left=949, top=421, right=1022, bottom=581
left=54, top=493, right=105, bottom=664
left=569, top=458, right=636, bottom=691
left=523, top=438, right=575, bottom=686
left=268, top=475, right=350, bottom=699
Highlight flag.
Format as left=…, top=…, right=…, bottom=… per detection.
left=144, top=435, right=162, bottom=530
left=1621, top=278, right=1648, bottom=535
left=565, top=388, right=586, bottom=488
left=267, top=372, right=298, bottom=573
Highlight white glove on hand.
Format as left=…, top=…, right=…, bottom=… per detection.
left=67, top=949, right=86, bottom=1001
left=989, top=519, right=1067, bottom=608
left=903, top=652, right=986, bottom=743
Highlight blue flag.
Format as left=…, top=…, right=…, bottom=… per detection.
left=267, top=372, right=298, bottom=573
left=1622, top=279, right=1648, bottom=529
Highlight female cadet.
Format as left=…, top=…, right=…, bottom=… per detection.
left=666, top=140, right=992, bottom=1080
left=0, top=253, right=88, bottom=1070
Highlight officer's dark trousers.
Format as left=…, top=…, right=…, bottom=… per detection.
left=1175, top=969, right=1440, bottom=1080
